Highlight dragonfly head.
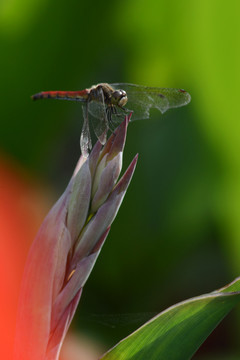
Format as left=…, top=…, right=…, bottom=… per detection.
left=112, top=89, right=128, bottom=107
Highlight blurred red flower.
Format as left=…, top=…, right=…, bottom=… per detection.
left=0, top=154, right=49, bottom=359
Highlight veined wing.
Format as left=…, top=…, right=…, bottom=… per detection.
left=88, top=86, right=108, bottom=145
left=110, top=83, right=191, bottom=121
left=80, top=97, right=108, bottom=157
left=81, top=104, right=92, bottom=158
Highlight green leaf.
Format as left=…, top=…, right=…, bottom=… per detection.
left=100, top=277, right=240, bottom=360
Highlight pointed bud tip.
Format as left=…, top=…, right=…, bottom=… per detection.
left=98, top=114, right=131, bottom=162
left=106, top=116, right=129, bottom=161
left=114, top=153, right=138, bottom=194
left=127, top=112, right=133, bottom=123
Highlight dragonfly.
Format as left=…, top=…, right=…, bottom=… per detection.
left=32, top=83, right=191, bottom=157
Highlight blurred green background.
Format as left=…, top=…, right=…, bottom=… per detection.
left=1, top=0, right=240, bottom=358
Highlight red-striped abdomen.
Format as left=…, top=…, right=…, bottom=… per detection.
left=31, top=90, right=89, bottom=101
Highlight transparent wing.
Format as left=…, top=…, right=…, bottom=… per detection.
left=80, top=104, right=92, bottom=157
left=110, top=83, right=191, bottom=121
left=109, top=108, right=126, bottom=128
left=88, top=87, right=108, bottom=144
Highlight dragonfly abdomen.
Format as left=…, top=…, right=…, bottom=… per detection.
left=31, top=90, right=89, bottom=101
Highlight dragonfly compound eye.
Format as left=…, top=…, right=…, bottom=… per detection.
left=112, top=90, right=128, bottom=107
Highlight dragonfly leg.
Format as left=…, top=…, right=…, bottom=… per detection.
left=106, top=106, right=112, bottom=123
left=119, top=106, right=133, bottom=114
left=106, top=106, right=120, bottom=132
left=107, top=105, right=129, bottom=130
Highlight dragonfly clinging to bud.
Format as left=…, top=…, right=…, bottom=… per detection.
left=32, top=82, right=191, bottom=157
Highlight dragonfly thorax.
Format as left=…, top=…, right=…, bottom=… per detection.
left=91, top=83, right=128, bottom=108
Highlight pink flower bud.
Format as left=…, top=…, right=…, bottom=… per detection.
left=14, top=114, right=137, bottom=360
